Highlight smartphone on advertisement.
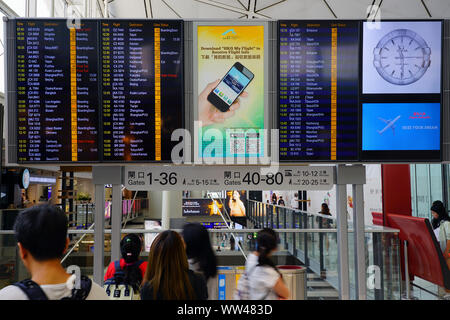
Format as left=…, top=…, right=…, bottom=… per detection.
left=207, top=62, right=254, bottom=112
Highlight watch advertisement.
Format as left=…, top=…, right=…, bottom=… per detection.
left=195, top=24, right=266, bottom=159
left=362, top=21, right=442, bottom=94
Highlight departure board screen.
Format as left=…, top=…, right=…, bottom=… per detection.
left=278, top=21, right=359, bottom=161
left=17, top=19, right=99, bottom=162
left=101, top=20, right=183, bottom=162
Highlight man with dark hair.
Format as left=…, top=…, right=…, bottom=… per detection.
left=277, top=196, right=285, bottom=206
left=0, top=204, right=107, bottom=300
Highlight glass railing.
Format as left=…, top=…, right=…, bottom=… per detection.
left=0, top=199, right=401, bottom=300
left=0, top=226, right=401, bottom=300
left=246, top=200, right=402, bottom=300
left=71, top=198, right=149, bottom=229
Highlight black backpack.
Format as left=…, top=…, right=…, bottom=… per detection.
left=104, top=260, right=144, bottom=300
left=13, top=275, right=92, bottom=300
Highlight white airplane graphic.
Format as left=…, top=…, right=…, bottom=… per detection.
left=377, top=115, right=401, bottom=135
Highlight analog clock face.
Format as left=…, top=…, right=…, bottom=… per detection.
left=22, top=169, right=30, bottom=189
left=373, top=29, right=431, bottom=85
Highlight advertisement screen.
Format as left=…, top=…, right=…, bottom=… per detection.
left=362, top=103, right=440, bottom=151
left=182, top=198, right=224, bottom=216
left=196, top=24, right=265, bottom=159
left=279, top=20, right=360, bottom=161
left=225, top=190, right=247, bottom=217
left=201, top=222, right=228, bottom=229
left=362, top=21, right=442, bottom=94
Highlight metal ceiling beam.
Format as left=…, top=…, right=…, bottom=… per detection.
left=161, top=0, right=181, bottom=18
left=194, top=0, right=271, bottom=19
left=248, top=0, right=256, bottom=18
left=65, top=0, right=85, bottom=18
left=375, top=0, right=383, bottom=18
left=367, top=0, right=377, bottom=19
left=96, top=0, right=105, bottom=17
left=367, top=0, right=383, bottom=19
left=255, top=0, right=286, bottom=13
left=0, top=0, right=19, bottom=17
left=322, top=0, right=337, bottom=19
left=144, top=0, right=148, bottom=18
left=236, top=0, right=247, bottom=10
left=420, top=0, right=432, bottom=17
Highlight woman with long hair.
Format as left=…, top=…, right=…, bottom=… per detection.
left=246, top=228, right=289, bottom=300
left=431, top=200, right=450, bottom=230
left=182, top=223, right=218, bottom=300
left=430, top=200, right=450, bottom=299
left=104, top=234, right=147, bottom=294
left=141, top=230, right=208, bottom=300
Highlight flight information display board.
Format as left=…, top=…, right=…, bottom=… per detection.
left=278, top=20, right=359, bottom=161
left=101, top=20, right=183, bottom=162
left=14, top=19, right=184, bottom=163
left=16, top=19, right=99, bottom=162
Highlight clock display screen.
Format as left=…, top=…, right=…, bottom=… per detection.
left=362, top=21, right=442, bottom=94
left=360, top=20, right=442, bottom=161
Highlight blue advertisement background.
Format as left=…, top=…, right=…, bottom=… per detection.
left=362, top=103, right=440, bottom=151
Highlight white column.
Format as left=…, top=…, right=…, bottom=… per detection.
left=336, top=182, right=350, bottom=300
left=161, top=191, right=170, bottom=229
left=93, top=184, right=105, bottom=286
left=26, top=0, right=37, bottom=17
left=353, top=182, right=367, bottom=300
left=111, top=184, right=122, bottom=262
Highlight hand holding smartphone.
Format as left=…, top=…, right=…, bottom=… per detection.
left=207, top=62, right=254, bottom=112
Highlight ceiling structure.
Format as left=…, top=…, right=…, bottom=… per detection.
left=107, top=0, right=450, bottom=19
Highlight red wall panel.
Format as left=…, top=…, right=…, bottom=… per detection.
left=386, top=213, right=450, bottom=289
left=381, top=164, right=412, bottom=225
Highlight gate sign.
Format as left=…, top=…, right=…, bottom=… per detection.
left=124, top=166, right=334, bottom=191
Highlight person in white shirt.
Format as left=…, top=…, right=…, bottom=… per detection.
left=290, top=193, right=299, bottom=209
left=0, top=204, right=107, bottom=300
left=245, top=228, right=290, bottom=300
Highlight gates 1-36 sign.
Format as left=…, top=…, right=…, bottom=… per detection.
left=124, top=166, right=334, bottom=191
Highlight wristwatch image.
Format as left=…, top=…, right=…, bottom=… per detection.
left=373, top=29, right=431, bottom=85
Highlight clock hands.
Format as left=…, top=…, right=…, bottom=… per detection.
left=373, top=29, right=431, bottom=85
left=397, top=45, right=406, bottom=78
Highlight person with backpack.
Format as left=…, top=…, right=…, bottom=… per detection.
left=236, top=228, right=289, bottom=300
left=141, top=230, right=208, bottom=300
left=182, top=223, right=218, bottom=300
left=103, top=233, right=147, bottom=300
left=0, top=204, right=107, bottom=300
